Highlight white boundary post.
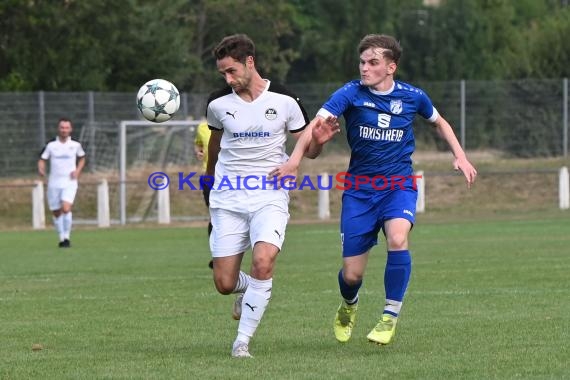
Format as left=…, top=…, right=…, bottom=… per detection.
left=97, top=179, right=111, bottom=227
left=119, top=120, right=199, bottom=225
left=157, top=188, right=171, bottom=224
left=559, top=166, right=569, bottom=210
left=416, top=171, right=425, bottom=213
left=119, top=121, right=127, bottom=225
left=32, top=181, right=46, bottom=229
left=318, top=172, right=330, bottom=220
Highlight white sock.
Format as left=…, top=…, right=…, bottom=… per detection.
left=62, top=212, right=72, bottom=240
left=384, top=299, right=403, bottom=316
left=232, top=271, right=251, bottom=294
left=235, top=277, right=272, bottom=345
left=53, top=215, right=64, bottom=241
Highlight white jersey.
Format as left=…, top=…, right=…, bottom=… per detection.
left=40, top=137, right=86, bottom=188
left=206, top=80, right=309, bottom=211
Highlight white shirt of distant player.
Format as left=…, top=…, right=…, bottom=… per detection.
left=207, top=80, right=307, bottom=211
left=40, top=137, right=86, bottom=188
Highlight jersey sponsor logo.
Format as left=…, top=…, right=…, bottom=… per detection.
left=52, top=154, right=75, bottom=159
left=390, top=99, right=403, bottom=115
left=265, top=108, right=277, bottom=120
left=363, top=101, right=376, bottom=108
left=232, top=131, right=271, bottom=138
left=359, top=126, right=403, bottom=141
left=378, top=113, right=391, bottom=128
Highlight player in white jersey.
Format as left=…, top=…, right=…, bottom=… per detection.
left=205, top=34, right=333, bottom=358
left=38, top=118, right=86, bottom=248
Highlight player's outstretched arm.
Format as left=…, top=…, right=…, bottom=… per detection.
left=269, top=116, right=339, bottom=181
left=433, top=116, right=477, bottom=188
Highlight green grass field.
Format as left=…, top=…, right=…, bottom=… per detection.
left=1, top=215, right=569, bottom=379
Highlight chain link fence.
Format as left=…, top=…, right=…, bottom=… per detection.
left=0, top=78, right=568, bottom=178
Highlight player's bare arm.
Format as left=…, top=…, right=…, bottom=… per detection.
left=269, top=116, right=339, bottom=182
left=432, top=116, right=478, bottom=188
left=194, top=144, right=205, bottom=160
left=71, top=156, right=86, bottom=179
left=312, top=115, right=341, bottom=145
left=206, top=129, right=222, bottom=177
left=37, top=159, right=46, bottom=177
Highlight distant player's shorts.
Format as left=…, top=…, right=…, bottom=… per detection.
left=47, top=182, right=78, bottom=211
left=340, top=189, right=417, bottom=257
left=209, top=201, right=289, bottom=258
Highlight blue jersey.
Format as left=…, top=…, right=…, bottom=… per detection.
left=319, top=80, right=438, bottom=191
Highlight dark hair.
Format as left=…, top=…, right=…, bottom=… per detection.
left=213, top=34, right=256, bottom=64
left=58, top=117, right=73, bottom=126
left=358, top=34, right=402, bottom=64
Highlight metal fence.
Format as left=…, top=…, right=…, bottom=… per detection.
left=0, top=78, right=568, bottom=177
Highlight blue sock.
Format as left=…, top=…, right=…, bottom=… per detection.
left=338, top=269, right=361, bottom=304
left=384, top=250, right=411, bottom=316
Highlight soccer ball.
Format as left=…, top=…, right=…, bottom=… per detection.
left=136, top=79, right=180, bottom=122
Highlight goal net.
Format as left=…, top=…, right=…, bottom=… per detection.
left=80, top=119, right=207, bottom=224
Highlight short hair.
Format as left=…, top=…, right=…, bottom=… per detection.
left=58, top=117, right=73, bottom=127
left=213, top=34, right=256, bottom=64
left=358, top=34, right=402, bottom=64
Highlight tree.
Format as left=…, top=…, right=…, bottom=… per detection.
left=0, top=0, right=191, bottom=91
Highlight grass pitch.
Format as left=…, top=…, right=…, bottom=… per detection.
left=1, top=215, right=569, bottom=379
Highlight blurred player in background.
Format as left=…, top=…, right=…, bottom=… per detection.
left=274, top=34, right=477, bottom=346
left=193, top=118, right=214, bottom=269
left=38, top=118, right=86, bottom=248
left=205, top=34, right=330, bottom=358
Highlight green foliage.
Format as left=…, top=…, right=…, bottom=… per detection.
left=508, top=7, right=570, bottom=78
left=2, top=0, right=569, bottom=92
left=0, top=0, right=192, bottom=91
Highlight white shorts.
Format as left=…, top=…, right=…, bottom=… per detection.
left=47, top=182, right=78, bottom=211
left=209, top=202, right=290, bottom=258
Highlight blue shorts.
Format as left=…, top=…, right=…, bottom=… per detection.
left=340, top=189, right=417, bottom=257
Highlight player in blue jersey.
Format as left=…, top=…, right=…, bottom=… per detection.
left=272, top=34, right=477, bottom=345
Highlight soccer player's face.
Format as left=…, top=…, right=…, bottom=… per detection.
left=58, top=121, right=72, bottom=138
left=359, top=48, right=396, bottom=89
left=217, top=56, right=253, bottom=94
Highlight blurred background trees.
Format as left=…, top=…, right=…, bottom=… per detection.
left=1, top=0, right=568, bottom=92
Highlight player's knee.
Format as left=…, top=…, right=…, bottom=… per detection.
left=387, top=233, right=408, bottom=250
left=342, top=269, right=364, bottom=285
left=61, top=204, right=72, bottom=213
left=250, top=259, right=274, bottom=280
left=213, top=277, right=235, bottom=295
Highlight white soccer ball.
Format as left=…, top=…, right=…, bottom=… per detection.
left=136, top=79, right=180, bottom=123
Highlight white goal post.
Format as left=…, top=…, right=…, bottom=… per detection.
left=118, top=120, right=202, bottom=225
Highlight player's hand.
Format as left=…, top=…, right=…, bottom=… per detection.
left=38, top=169, right=45, bottom=177
left=268, top=161, right=298, bottom=189
left=195, top=150, right=204, bottom=160
left=70, top=170, right=79, bottom=179
left=312, top=116, right=340, bottom=145
left=454, top=157, right=477, bottom=188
